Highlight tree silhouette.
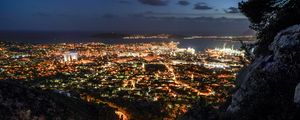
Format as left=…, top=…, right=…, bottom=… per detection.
left=239, top=0, right=300, bottom=56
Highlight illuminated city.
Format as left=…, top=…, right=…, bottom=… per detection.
left=0, top=41, right=245, bottom=119
left=1, top=0, right=300, bottom=120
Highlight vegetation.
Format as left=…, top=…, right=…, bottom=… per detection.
left=181, top=0, right=300, bottom=120
left=0, top=80, right=117, bottom=120
left=239, top=0, right=300, bottom=56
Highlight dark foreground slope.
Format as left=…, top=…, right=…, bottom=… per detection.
left=0, top=81, right=117, bottom=120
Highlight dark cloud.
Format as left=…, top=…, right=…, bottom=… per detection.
left=102, top=14, right=117, bottom=19
left=130, top=13, right=145, bottom=18
left=119, top=0, right=131, bottom=4
left=129, top=11, right=247, bottom=20
left=138, top=0, right=169, bottom=6
left=32, top=12, right=69, bottom=17
left=33, top=12, right=51, bottom=17
left=178, top=0, right=190, bottom=6
left=194, top=2, right=212, bottom=10
left=224, top=7, right=240, bottom=13
left=129, top=11, right=247, bottom=22
left=129, top=11, right=156, bottom=19
left=169, top=16, right=247, bottom=22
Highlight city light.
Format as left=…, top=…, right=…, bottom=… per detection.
left=0, top=41, right=245, bottom=119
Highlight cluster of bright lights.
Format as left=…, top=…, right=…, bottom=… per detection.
left=214, top=44, right=244, bottom=56
left=63, top=51, right=78, bottom=62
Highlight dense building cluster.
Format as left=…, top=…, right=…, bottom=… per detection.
left=0, top=41, right=245, bottom=119
left=122, top=34, right=173, bottom=39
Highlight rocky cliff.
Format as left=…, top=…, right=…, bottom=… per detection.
left=226, top=24, right=300, bottom=120
left=180, top=25, right=300, bottom=120
left=0, top=81, right=117, bottom=120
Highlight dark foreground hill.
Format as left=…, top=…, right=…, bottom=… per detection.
left=0, top=81, right=117, bottom=120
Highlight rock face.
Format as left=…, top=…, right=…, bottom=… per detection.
left=227, top=25, right=300, bottom=120
left=294, top=82, right=300, bottom=104
left=0, top=81, right=117, bottom=120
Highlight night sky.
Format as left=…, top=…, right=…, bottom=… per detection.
left=0, top=0, right=250, bottom=35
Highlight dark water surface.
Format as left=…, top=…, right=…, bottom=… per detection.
left=0, top=31, right=242, bottom=51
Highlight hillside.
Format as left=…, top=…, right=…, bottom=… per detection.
left=0, top=81, right=117, bottom=120
left=180, top=24, right=300, bottom=120
left=226, top=24, right=300, bottom=120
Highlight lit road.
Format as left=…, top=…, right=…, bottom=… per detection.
left=100, top=101, right=130, bottom=120
left=96, top=100, right=130, bottom=120
left=84, top=95, right=131, bottom=120
left=164, top=63, right=214, bottom=96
